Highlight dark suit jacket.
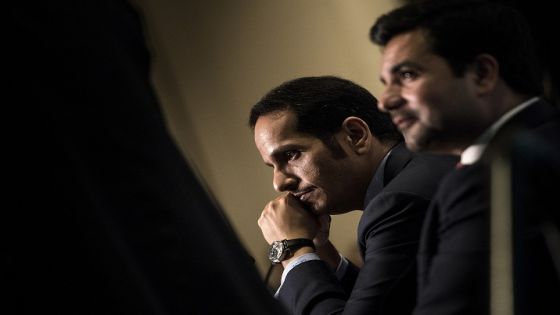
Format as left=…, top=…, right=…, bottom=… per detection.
left=277, top=143, right=457, bottom=314
left=414, top=99, right=560, bottom=315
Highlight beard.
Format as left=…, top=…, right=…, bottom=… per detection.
left=404, top=120, right=475, bottom=154
left=404, top=122, right=447, bottom=153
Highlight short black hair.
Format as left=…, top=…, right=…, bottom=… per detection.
left=249, top=76, right=402, bottom=148
left=370, top=0, right=543, bottom=96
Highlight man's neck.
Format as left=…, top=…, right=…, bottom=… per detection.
left=459, top=96, right=539, bottom=165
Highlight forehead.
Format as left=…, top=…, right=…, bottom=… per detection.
left=254, top=110, right=315, bottom=155
left=381, top=30, right=432, bottom=68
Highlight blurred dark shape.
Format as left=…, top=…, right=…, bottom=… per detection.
left=491, top=0, right=558, bottom=105
left=6, top=1, right=283, bottom=314
left=509, top=132, right=560, bottom=315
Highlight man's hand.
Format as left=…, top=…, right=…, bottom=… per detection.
left=258, top=194, right=319, bottom=244
left=313, top=215, right=341, bottom=271
left=313, top=214, right=331, bottom=247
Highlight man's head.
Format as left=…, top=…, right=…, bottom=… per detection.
left=370, top=0, right=543, bottom=153
left=249, top=76, right=401, bottom=214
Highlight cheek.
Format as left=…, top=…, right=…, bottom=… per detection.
left=296, top=156, right=322, bottom=184
left=403, top=85, right=428, bottom=113
left=316, top=160, right=348, bottom=192
left=299, top=146, right=345, bottom=190
left=303, top=156, right=341, bottom=191
left=418, top=104, right=439, bottom=126
left=413, top=88, right=448, bottom=126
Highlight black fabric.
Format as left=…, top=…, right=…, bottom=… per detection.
left=6, top=1, right=283, bottom=314
left=510, top=132, right=560, bottom=315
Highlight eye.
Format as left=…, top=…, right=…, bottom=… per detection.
left=399, top=69, right=418, bottom=81
left=284, top=150, right=300, bottom=161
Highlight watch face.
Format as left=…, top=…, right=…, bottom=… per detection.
left=268, top=241, right=284, bottom=264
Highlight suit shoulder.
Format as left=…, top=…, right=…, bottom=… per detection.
left=385, top=153, right=457, bottom=198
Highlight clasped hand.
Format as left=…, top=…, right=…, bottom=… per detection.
left=258, top=194, right=331, bottom=247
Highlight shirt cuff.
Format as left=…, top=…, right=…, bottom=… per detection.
left=275, top=253, right=320, bottom=297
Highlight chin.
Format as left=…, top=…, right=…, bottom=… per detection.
left=312, top=206, right=327, bottom=215
left=318, top=204, right=348, bottom=215
left=404, top=140, right=422, bottom=152
left=309, top=203, right=329, bottom=215
left=403, top=133, right=424, bottom=152
left=406, top=126, right=441, bottom=152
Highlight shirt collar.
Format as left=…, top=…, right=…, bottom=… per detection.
left=373, top=148, right=392, bottom=184
left=363, top=147, right=394, bottom=207
left=461, top=97, right=539, bottom=165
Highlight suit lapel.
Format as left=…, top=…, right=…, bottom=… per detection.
left=485, top=98, right=559, bottom=161
left=363, top=142, right=414, bottom=205
left=505, top=98, right=559, bottom=130
left=383, top=143, right=415, bottom=186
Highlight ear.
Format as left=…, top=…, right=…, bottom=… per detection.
left=471, top=54, right=499, bottom=95
left=340, top=117, right=371, bottom=155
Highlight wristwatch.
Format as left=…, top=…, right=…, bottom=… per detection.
left=268, top=238, right=315, bottom=264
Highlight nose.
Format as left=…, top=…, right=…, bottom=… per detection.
left=379, top=84, right=405, bottom=113
left=273, top=168, right=298, bottom=192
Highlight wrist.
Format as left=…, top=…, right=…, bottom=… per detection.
left=315, top=240, right=340, bottom=271
left=268, top=238, right=315, bottom=265
left=280, top=245, right=315, bottom=267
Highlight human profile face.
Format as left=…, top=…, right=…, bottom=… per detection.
left=254, top=110, right=366, bottom=215
left=378, top=29, right=486, bottom=153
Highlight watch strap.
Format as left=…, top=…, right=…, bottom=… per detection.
left=268, top=238, right=315, bottom=264
left=285, top=238, right=315, bottom=251
left=281, top=238, right=315, bottom=262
